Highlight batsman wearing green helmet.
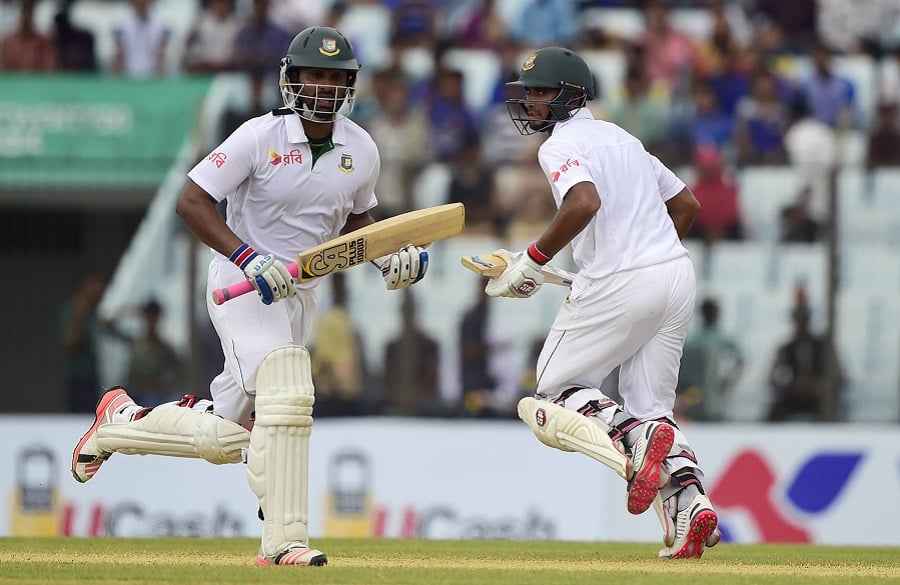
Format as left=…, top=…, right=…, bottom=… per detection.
left=71, top=26, right=430, bottom=569
left=490, top=47, right=721, bottom=559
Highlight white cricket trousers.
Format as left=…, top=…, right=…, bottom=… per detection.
left=205, top=257, right=317, bottom=427
left=536, top=255, right=695, bottom=421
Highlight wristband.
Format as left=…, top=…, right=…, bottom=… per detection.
left=229, top=242, right=259, bottom=269
left=527, top=242, right=552, bottom=265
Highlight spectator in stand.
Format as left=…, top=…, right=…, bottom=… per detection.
left=734, top=69, right=789, bottom=165
left=695, top=7, right=751, bottom=119
left=686, top=146, right=743, bottom=244
left=799, top=44, right=859, bottom=131
left=816, top=0, right=900, bottom=56
left=605, top=65, right=672, bottom=158
left=59, top=272, right=107, bottom=413
left=231, top=0, right=294, bottom=81
left=425, top=67, right=478, bottom=162
left=458, top=281, right=498, bottom=417
left=450, top=0, right=507, bottom=51
left=361, top=67, right=431, bottom=219
left=752, top=0, right=818, bottom=54
left=866, top=101, right=900, bottom=168
left=446, top=133, right=501, bottom=236
left=683, top=80, right=734, bottom=160
left=386, top=0, right=441, bottom=50
left=382, top=292, right=442, bottom=416
left=309, top=272, right=368, bottom=417
left=636, top=1, right=698, bottom=94
left=111, top=0, right=171, bottom=77
left=780, top=195, right=820, bottom=243
left=102, top=300, right=184, bottom=407
left=676, top=298, right=743, bottom=422
left=182, top=0, right=241, bottom=74
left=767, top=297, right=842, bottom=422
left=53, top=1, right=97, bottom=72
left=784, top=95, right=837, bottom=226
left=508, top=0, right=576, bottom=48
left=1, top=0, right=55, bottom=71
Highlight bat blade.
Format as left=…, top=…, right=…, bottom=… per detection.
left=211, top=203, right=465, bottom=305
left=460, top=251, right=576, bottom=287
left=297, top=203, right=464, bottom=281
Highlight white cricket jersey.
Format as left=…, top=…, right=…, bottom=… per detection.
left=538, top=108, right=687, bottom=279
left=188, top=110, right=379, bottom=287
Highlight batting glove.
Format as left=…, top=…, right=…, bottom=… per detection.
left=373, top=244, right=429, bottom=290
left=230, top=243, right=296, bottom=305
left=484, top=244, right=547, bottom=299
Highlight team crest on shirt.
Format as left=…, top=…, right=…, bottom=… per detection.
left=522, top=53, right=537, bottom=71
left=339, top=153, right=354, bottom=173
left=320, top=39, right=340, bottom=57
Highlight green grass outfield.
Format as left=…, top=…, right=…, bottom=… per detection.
left=2, top=537, right=899, bottom=585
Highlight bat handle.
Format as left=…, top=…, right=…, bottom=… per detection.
left=210, top=262, right=300, bottom=305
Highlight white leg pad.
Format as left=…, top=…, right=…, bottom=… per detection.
left=247, top=345, right=314, bottom=560
left=96, top=405, right=248, bottom=464
left=518, top=397, right=633, bottom=481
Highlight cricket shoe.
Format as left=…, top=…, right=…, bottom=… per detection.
left=626, top=421, right=675, bottom=515
left=655, top=494, right=721, bottom=549
left=71, top=387, right=135, bottom=483
left=658, top=493, right=719, bottom=559
left=256, top=544, right=327, bottom=567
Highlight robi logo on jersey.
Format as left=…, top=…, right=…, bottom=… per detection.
left=708, top=448, right=863, bottom=543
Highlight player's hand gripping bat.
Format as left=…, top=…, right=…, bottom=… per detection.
left=460, top=249, right=576, bottom=287
left=212, top=203, right=465, bottom=305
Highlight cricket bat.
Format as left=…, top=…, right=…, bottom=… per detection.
left=460, top=249, right=576, bottom=287
left=211, top=203, right=465, bottom=305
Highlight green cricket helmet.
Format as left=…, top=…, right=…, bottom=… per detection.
left=279, top=26, right=360, bottom=122
left=506, top=47, right=595, bottom=135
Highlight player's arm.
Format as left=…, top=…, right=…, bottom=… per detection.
left=665, top=186, right=701, bottom=240
left=341, top=211, right=375, bottom=235
left=176, top=179, right=294, bottom=305
left=340, top=210, right=429, bottom=290
left=486, top=181, right=598, bottom=299
left=534, top=180, right=600, bottom=258
left=176, top=179, right=243, bottom=257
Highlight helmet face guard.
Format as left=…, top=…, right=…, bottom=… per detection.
left=504, top=47, right=594, bottom=135
left=505, top=88, right=588, bottom=135
left=279, top=27, right=360, bottom=123
left=279, top=69, right=357, bottom=123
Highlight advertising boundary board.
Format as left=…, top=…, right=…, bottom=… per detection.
left=1, top=416, right=898, bottom=545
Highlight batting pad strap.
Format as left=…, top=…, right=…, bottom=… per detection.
left=253, top=395, right=314, bottom=427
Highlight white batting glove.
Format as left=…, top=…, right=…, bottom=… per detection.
left=373, top=244, right=429, bottom=290
left=484, top=248, right=545, bottom=299
left=230, top=243, right=296, bottom=305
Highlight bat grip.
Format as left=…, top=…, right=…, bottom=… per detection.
left=210, top=262, right=300, bottom=305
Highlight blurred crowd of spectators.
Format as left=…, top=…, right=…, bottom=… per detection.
left=8, top=0, right=898, bottom=420
left=5, top=0, right=900, bottom=246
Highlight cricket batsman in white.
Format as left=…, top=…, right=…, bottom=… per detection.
left=489, top=46, right=720, bottom=558
left=71, top=26, right=428, bottom=566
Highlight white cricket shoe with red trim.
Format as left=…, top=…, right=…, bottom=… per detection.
left=255, top=545, right=328, bottom=567
left=71, top=387, right=135, bottom=483
left=658, top=493, right=719, bottom=559
left=627, top=421, right=674, bottom=515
